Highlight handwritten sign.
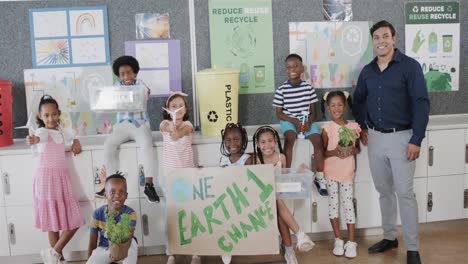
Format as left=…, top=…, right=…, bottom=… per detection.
left=166, top=165, right=279, bottom=255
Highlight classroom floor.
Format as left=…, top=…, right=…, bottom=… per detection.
left=71, top=219, right=468, bottom=264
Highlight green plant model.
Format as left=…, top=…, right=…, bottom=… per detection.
left=105, top=210, right=133, bottom=245
left=338, top=125, right=358, bottom=147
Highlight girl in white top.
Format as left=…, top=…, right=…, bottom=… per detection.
left=218, top=122, right=252, bottom=264
left=252, top=126, right=315, bottom=264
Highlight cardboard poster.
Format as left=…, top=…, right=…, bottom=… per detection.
left=166, top=165, right=279, bottom=255
left=209, top=0, right=274, bottom=94
left=405, top=1, right=460, bottom=92
left=289, top=21, right=373, bottom=88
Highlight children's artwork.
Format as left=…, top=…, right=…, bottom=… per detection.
left=29, top=6, right=110, bottom=68
left=405, top=1, right=460, bottom=92
left=166, top=165, right=279, bottom=255
left=24, top=66, right=116, bottom=136
left=125, top=40, right=181, bottom=96
left=35, top=39, right=70, bottom=66
left=289, top=21, right=373, bottom=88
left=135, top=13, right=170, bottom=39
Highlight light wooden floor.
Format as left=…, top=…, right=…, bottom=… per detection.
left=71, top=219, right=468, bottom=264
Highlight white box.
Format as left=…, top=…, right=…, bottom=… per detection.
left=276, top=168, right=313, bottom=200
left=89, top=85, right=147, bottom=112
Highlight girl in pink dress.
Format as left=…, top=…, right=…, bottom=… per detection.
left=26, top=95, right=84, bottom=264
left=321, top=91, right=361, bottom=258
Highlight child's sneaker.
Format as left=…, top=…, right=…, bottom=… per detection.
left=333, top=238, right=344, bottom=256
left=296, top=232, right=315, bottom=252
left=95, top=187, right=105, bottom=198
left=314, top=172, right=328, bottom=196
left=284, top=250, right=298, bottom=264
left=144, top=183, right=160, bottom=203
left=166, top=255, right=175, bottom=264
left=40, top=248, right=61, bottom=264
left=191, top=255, right=201, bottom=264
left=221, top=254, right=232, bottom=264
left=344, top=241, right=357, bottom=258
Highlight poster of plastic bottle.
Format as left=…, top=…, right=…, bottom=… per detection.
left=405, top=1, right=460, bottom=92
left=209, top=0, right=274, bottom=94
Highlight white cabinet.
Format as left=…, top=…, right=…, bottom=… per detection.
left=136, top=147, right=159, bottom=197
left=0, top=207, right=9, bottom=256
left=140, top=198, right=166, bottom=248
left=355, top=145, right=372, bottom=183
left=6, top=206, right=49, bottom=255
left=310, top=192, right=333, bottom=233
left=354, top=181, right=381, bottom=229
left=67, top=151, right=94, bottom=202
left=414, top=178, right=427, bottom=223
left=427, top=175, right=464, bottom=222
left=427, top=129, right=465, bottom=177
left=64, top=201, right=95, bottom=253
left=2, top=154, right=36, bottom=206
left=194, top=143, right=220, bottom=167
left=415, top=137, right=428, bottom=178
left=464, top=174, right=468, bottom=218
left=91, top=149, right=140, bottom=199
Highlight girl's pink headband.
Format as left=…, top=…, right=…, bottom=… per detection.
left=166, top=91, right=188, bottom=106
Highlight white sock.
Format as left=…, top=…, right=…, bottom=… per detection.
left=295, top=229, right=304, bottom=238
left=285, top=245, right=294, bottom=254
left=315, top=171, right=324, bottom=179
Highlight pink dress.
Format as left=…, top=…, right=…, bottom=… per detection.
left=33, top=128, right=84, bottom=232
left=322, top=121, right=361, bottom=183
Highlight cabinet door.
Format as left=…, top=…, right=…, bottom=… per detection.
left=428, top=129, right=465, bottom=177
left=67, top=151, right=94, bottom=202
left=354, top=182, right=381, bottom=229
left=95, top=198, right=143, bottom=248
left=63, top=201, right=95, bottom=253
left=291, top=139, right=312, bottom=169
left=0, top=207, right=9, bottom=256
left=427, top=175, right=464, bottom=222
left=2, top=154, right=36, bottom=206
left=0, top=160, right=5, bottom=207
left=140, top=198, right=166, bottom=247
left=464, top=174, right=468, bottom=218
left=310, top=192, right=333, bottom=233
left=91, top=149, right=140, bottom=199
left=292, top=199, right=312, bottom=233
left=6, top=206, right=49, bottom=255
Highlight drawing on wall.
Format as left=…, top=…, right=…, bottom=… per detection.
left=32, top=10, right=68, bottom=38
left=125, top=40, right=181, bottom=96
left=71, top=38, right=107, bottom=64
left=405, top=1, right=460, bottom=92
left=29, top=6, right=110, bottom=68
left=289, top=21, right=373, bottom=88
left=135, top=42, right=169, bottom=68
left=69, top=9, right=105, bottom=36
left=135, top=13, right=170, bottom=39
left=24, top=66, right=115, bottom=136
left=35, top=39, right=70, bottom=66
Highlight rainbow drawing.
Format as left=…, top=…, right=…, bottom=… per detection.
left=76, top=13, right=96, bottom=35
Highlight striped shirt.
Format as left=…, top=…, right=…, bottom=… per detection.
left=90, top=205, right=137, bottom=248
left=273, top=80, right=318, bottom=118
left=115, top=79, right=149, bottom=127
left=160, top=120, right=194, bottom=174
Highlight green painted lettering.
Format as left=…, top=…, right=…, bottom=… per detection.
left=213, top=193, right=230, bottom=220
left=226, top=224, right=243, bottom=243
left=239, top=221, right=253, bottom=238
left=193, top=178, right=204, bottom=200
left=178, top=210, right=191, bottom=245
left=190, top=211, right=206, bottom=238
left=204, top=176, right=215, bottom=199
left=203, top=205, right=222, bottom=234
left=217, top=236, right=233, bottom=252
left=247, top=169, right=273, bottom=202
left=226, top=183, right=250, bottom=214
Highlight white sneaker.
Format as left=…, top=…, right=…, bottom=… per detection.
left=191, top=255, right=201, bottom=264
left=221, top=254, right=232, bottom=264
left=296, top=232, right=315, bottom=252
left=284, top=250, right=298, bottom=264
left=166, top=255, right=175, bottom=264
left=40, top=248, right=61, bottom=264
left=332, top=238, right=344, bottom=256
left=344, top=241, right=357, bottom=258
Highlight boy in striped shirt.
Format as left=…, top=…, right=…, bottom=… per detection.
left=273, top=54, right=327, bottom=196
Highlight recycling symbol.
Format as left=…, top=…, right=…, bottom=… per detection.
left=207, top=110, right=218, bottom=123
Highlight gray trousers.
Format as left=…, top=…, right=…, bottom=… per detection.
left=367, top=128, right=419, bottom=251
